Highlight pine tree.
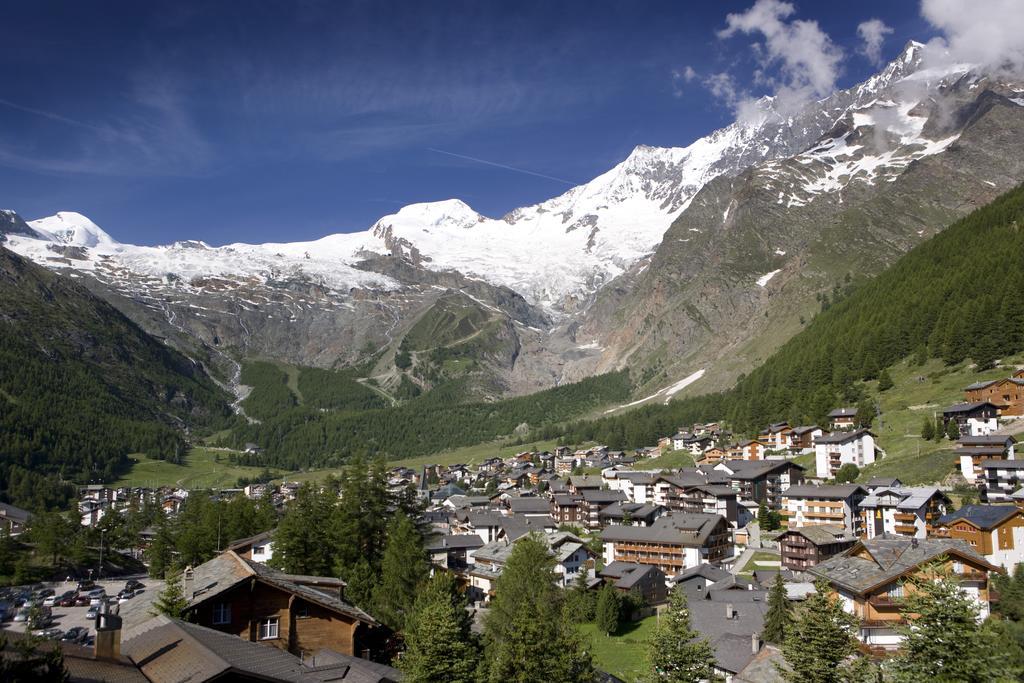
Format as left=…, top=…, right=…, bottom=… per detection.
left=564, top=568, right=596, bottom=623
left=921, top=416, right=935, bottom=441
left=595, top=584, right=620, bottom=635
left=890, top=564, right=1017, bottom=681
left=946, top=418, right=962, bottom=441
left=371, top=512, right=429, bottom=631
left=645, top=587, right=716, bottom=682
left=151, top=567, right=188, bottom=618
left=876, top=368, right=894, bottom=391
left=779, top=579, right=868, bottom=683
left=484, top=534, right=592, bottom=682
left=763, top=573, right=792, bottom=644
left=270, top=483, right=335, bottom=576
left=856, top=398, right=875, bottom=429
left=399, top=573, right=478, bottom=683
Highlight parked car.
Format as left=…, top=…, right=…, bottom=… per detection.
left=32, top=627, right=62, bottom=640
left=12, top=607, right=30, bottom=622
left=42, top=594, right=59, bottom=607
left=73, top=594, right=91, bottom=606
left=34, top=588, right=55, bottom=600
left=124, top=580, right=145, bottom=592
left=56, top=591, right=78, bottom=607
left=61, top=627, right=89, bottom=644
left=76, top=580, right=96, bottom=592
left=85, top=605, right=100, bottom=620
left=87, top=589, right=106, bottom=606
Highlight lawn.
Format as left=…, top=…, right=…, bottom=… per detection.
left=116, top=447, right=285, bottom=489
left=739, top=550, right=781, bottom=575
left=639, top=450, right=696, bottom=471
left=856, top=354, right=1023, bottom=485
left=579, top=615, right=658, bottom=682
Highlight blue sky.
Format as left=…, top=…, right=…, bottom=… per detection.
left=0, top=1, right=933, bottom=245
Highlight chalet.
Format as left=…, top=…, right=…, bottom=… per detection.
left=859, top=486, right=950, bottom=539
left=601, top=512, right=733, bottom=578
left=425, top=533, right=484, bottom=572
left=780, top=484, right=867, bottom=535
left=957, top=435, right=1017, bottom=483
left=697, top=446, right=728, bottom=465
left=451, top=511, right=506, bottom=544
left=554, top=456, right=576, bottom=474
left=671, top=432, right=690, bottom=451
left=981, top=460, right=1024, bottom=503
left=598, top=561, right=667, bottom=605
left=777, top=524, right=856, bottom=571
left=470, top=532, right=594, bottom=600
left=598, top=502, right=667, bottom=527
left=811, top=535, right=998, bottom=649
left=0, top=502, right=31, bottom=536
left=225, top=530, right=275, bottom=565
left=672, top=564, right=733, bottom=599
left=507, top=496, right=553, bottom=519
left=943, top=401, right=1000, bottom=438
left=122, top=615, right=401, bottom=683
left=568, top=474, right=603, bottom=494
left=935, top=505, right=1024, bottom=570
left=714, top=459, right=805, bottom=509
left=550, top=495, right=585, bottom=526
left=580, top=489, right=628, bottom=529
left=790, top=425, right=823, bottom=450
left=182, top=551, right=379, bottom=659
left=734, top=440, right=765, bottom=461
left=964, top=375, right=1024, bottom=416
left=813, top=429, right=876, bottom=479
left=828, top=407, right=859, bottom=430
left=655, top=477, right=739, bottom=526
left=758, top=422, right=793, bottom=450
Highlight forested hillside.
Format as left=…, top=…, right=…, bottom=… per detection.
left=554, top=182, right=1024, bottom=447
left=0, top=247, right=232, bottom=509
left=228, top=370, right=631, bottom=468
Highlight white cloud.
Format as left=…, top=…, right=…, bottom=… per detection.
left=671, top=65, right=699, bottom=97
left=857, top=18, right=894, bottom=67
left=713, top=0, right=843, bottom=117
left=920, top=0, right=1024, bottom=75
left=703, top=72, right=739, bottom=107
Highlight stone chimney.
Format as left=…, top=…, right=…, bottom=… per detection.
left=752, top=632, right=761, bottom=654
left=726, top=603, right=734, bottom=619
left=94, top=610, right=122, bottom=661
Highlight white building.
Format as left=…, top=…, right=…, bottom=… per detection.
left=814, top=429, right=876, bottom=479
left=858, top=486, right=951, bottom=539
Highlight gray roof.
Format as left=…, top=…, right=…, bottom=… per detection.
left=0, top=502, right=32, bottom=524
left=783, top=484, right=866, bottom=500
left=614, top=471, right=659, bottom=484
left=599, top=502, right=664, bottom=521
left=811, top=535, right=996, bottom=595
left=791, top=425, right=821, bottom=436
left=959, top=435, right=1017, bottom=446
left=185, top=551, right=376, bottom=625
left=814, top=429, right=873, bottom=445
left=425, top=534, right=485, bottom=551
left=475, top=531, right=591, bottom=566
left=581, top=489, right=628, bottom=504
left=688, top=594, right=767, bottom=673
left=122, top=616, right=400, bottom=682
left=672, top=564, right=732, bottom=585
left=965, top=379, right=999, bottom=391
left=719, top=459, right=805, bottom=479
left=939, top=504, right=1021, bottom=529
left=981, top=459, right=1024, bottom=470
left=859, top=486, right=949, bottom=511
left=777, top=524, right=853, bottom=546
left=865, top=477, right=902, bottom=488
left=569, top=475, right=603, bottom=488
left=945, top=401, right=1000, bottom=413
left=508, top=497, right=552, bottom=514
left=601, top=511, right=725, bottom=546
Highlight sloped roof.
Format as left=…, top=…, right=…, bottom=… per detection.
left=783, top=484, right=865, bottom=500
left=777, top=524, right=853, bottom=546
left=814, top=429, right=873, bottom=445
left=601, top=512, right=725, bottom=546
left=508, top=497, right=552, bottom=514
left=425, top=534, right=485, bottom=551
left=828, top=408, right=857, bottom=417
left=965, top=379, right=999, bottom=391
left=938, top=504, right=1021, bottom=530
left=811, top=535, right=997, bottom=595
left=959, top=435, right=1017, bottom=446
left=943, top=401, right=999, bottom=414
left=185, top=551, right=375, bottom=625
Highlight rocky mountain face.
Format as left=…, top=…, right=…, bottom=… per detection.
left=5, top=43, right=1024, bottom=402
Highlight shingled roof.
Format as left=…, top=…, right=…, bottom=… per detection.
left=811, top=535, right=998, bottom=595
left=938, top=504, right=1022, bottom=530
left=601, top=511, right=725, bottom=546
left=185, top=551, right=376, bottom=626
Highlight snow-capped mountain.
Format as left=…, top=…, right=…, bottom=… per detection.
left=5, top=41, right=1023, bottom=399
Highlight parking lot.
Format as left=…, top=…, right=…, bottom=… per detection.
left=1, top=575, right=165, bottom=643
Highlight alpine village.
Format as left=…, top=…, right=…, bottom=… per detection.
left=3, top=2, right=1024, bottom=682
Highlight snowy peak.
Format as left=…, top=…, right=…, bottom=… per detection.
left=28, top=211, right=119, bottom=250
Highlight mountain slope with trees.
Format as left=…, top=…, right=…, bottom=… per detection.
left=0, top=246, right=232, bottom=509
left=556, top=182, right=1024, bottom=446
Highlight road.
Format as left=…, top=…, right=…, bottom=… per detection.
left=2, top=575, right=165, bottom=642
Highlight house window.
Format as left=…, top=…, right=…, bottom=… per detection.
left=886, top=583, right=904, bottom=599
left=253, top=545, right=265, bottom=557
left=295, top=603, right=310, bottom=619
left=258, top=617, right=279, bottom=640
left=212, top=603, right=231, bottom=625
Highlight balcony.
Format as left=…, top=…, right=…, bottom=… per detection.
left=960, top=569, right=989, bottom=582
left=867, top=594, right=903, bottom=608
left=894, top=525, right=918, bottom=535
left=893, top=513, right=917, bottom=523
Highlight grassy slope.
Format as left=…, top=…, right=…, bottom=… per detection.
left=856, top=354, right=1023, bottom=485
left=116, top=447, right=285, bottom=489
left=579, top=615, right=658, bottom=682
left=636, top=450, right=696, bottom=471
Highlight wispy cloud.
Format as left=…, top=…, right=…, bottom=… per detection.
left=920, top=0, right=1024, bottom=75
left=857, top=19, right=894, bottom=67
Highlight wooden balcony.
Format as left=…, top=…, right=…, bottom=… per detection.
left=893, top=512, right=917, bottom=523
left=867, top=594, right=903, bottom=608
left=960, top=569, right=989, bottom=582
